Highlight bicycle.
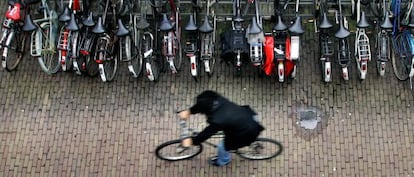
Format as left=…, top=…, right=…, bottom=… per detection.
left=158, top=0, right=183, bottom=74
left=246, top=0, right=265, bottom=72
left=314, top=0, right=334, bottom=82
left=1, top=0, right=28, bottom=72
left=267, top=0, right=289, bottom=82
left=354, top=5, right=371, bottom=80
left=184, top=0, right=201, bottom=81
left=334, top=0, right=351, bottom=81
left=287, top=0, right=305, bottom=80
left=155, top=116, right=283, bottom=161
left=77, top=11, right=100, bottom=76
left=2, top=0, right=60, bottom=74
left=197, top=0, right=217, bottom=78
left=390, top=0, right=414, bottom=90
left=138, top=0, right=162, bottom=82
left=371, top=0, right=393, bottom=76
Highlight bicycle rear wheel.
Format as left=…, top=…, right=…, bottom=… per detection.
left=37, top=23, right=60, bottom=74
left=3, top=29, right=26, bottom=72
left=96, top=35, right=118, bottom=82
left=236, top=138, right=283, bottom=160
left=155, top=139, right=203, bottom=161
left=79, top=34, right=99, bottom=76
left=391, top=46, right=410, bottom=81
left=174, top=37, right=183, bottom=71
left=121, top=36, right=143, bottom=77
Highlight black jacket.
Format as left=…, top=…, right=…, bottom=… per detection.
left=190, top=95, right=264, bottom=150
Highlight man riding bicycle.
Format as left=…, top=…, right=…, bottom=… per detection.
left=179, top=90, right=264, bottom=166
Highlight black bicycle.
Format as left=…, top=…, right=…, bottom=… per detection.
left=155, top=115, right=283, bottom=161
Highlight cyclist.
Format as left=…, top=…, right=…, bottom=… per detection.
left=179, top=90, right=265, bottom=166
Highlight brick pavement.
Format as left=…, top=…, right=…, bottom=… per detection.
left=1, top=2, right=414, bottom=177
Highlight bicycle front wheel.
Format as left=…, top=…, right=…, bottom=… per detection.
left=3, top=29, right=26, bottom=72
left=155, top=139, right=203, bottom=161
left=237, top=138, right=283, bottom=160
left=37, top=23, right=60, bottom=74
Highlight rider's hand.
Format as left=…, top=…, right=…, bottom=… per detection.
left=182, top=138, right=193, bottom=147
left=178, top=110, right=191, bottom=120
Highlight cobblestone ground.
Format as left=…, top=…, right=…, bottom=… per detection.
left=1, top=2, right=414, bottom=177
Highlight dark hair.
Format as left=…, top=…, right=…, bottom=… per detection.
left=195, top=90, right=221, bottom=114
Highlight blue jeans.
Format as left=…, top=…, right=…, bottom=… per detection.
left=216, top=141, right=231, bottom=166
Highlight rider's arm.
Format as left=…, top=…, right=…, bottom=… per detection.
left=192, top=124, right=220, bottom=145
left=181, top=124, right=220, bottom=147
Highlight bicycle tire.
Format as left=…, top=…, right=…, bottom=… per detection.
left=236, top=137, right=283, bottom=160
left=141, top=32, right=161, bottom=81
left=3, top=29, right=26, bottom=72
left=155, top=139, right=203, bottom=161
left=101, top=54, right=118, bottom=82
left=202, top=34, right=216, bottom=77
left=79, top=34, right=99, bottom=76
left=96, top=35, right=118, bottom=82
left=37, top=23, right=60, bottom=74
left=103, top=43, right=118, bottom=82
left=174, top=37, right=183, bottom=71
left=124, top=36, right=143, bottom=77
left=85, top=54, right=99, bottom=76
left=391, top=45, right=410, bottom=81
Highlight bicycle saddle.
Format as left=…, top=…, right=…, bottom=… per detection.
left=248, top=18, right=262, bottom=34
left=380, top=13, right=393, bottom=29
left=22, top=14, right=37, bottom=32
left=92, top=16, right=106, bottom=34
left=335, top=22, right=350, bottom=39
left=185, top=14, right=198, bottom=31
left=319, top=12, right=333, bottom=29
left=66, top=13, right=80, bottom=31
left=136, top=16, right=150, bottom=30
left=199, top=16, right=214, bottom=33
left=273, top=15, right=287, bottom=31
left=58, top=6, right=71, bottom=22
left=82, top=12, right=95, bottom=27
left=159, top=14, right=173, bottom=31
left=116, top=19, right=130, bottom=37
left=357, top=11, right=370, bottom=28
left=288, top=16, right=304, bottom=34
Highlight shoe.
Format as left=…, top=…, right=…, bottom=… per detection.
left=208, top=156, right=230, bottom=167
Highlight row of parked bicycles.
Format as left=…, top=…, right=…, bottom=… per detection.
left=314, top=0, right=414, bottom=91
left=1, top=0, right=414, bottom=90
